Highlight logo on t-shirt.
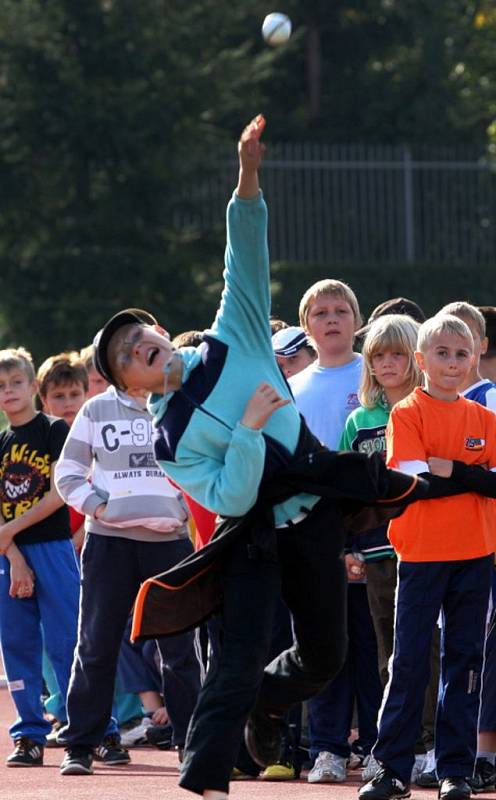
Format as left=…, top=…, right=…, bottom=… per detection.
left=465, top=437, right=485, bottom=451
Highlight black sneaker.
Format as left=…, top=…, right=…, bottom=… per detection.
left=439, top=777, right=472, bottom=800
left=359, top=766, right=411, bottom=800
left=417, top=769, right=439, bottom=788
left=468, top=758, right=496, bottom=793
left=244, top=710, right=287, bottom=768
left=94, top=734, right=131, bottom=766
left=145, top=723, right=173, bottom=750
left=60, top=747, right=94, bottom=775
left=46, top=719, right=65, bottom=748
left=6, top=737, right=44, bottom=767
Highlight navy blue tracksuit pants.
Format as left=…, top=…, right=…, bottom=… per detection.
left=373, top=556, right=493, bottom=783
left=59, top=534, right=202, bottom=749
left=308, top=582, right=382, bottom=761
left=179, top=500, right=348, bottom=796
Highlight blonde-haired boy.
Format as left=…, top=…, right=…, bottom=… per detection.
left=291, top=278, right=363, bottom=451
left=360, top=314, right=496, bottom=800
left=0, top=347, right=79, bottom=767
left=438, top=302, right=496, bottom=412
left=79, top=344, right=109, bottom=399
left=290, top=278, right=366, bottom=783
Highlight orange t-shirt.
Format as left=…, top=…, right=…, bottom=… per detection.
left=386, top=387, right=496, bottom=562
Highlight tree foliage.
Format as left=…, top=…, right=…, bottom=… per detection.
left=0, top=0, right=495, bottom=362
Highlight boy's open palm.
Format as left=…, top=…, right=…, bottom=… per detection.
left=241, top=382, right=290, bottom=430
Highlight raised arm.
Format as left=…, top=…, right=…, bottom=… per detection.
left=211, top=116, right=273, bottom=355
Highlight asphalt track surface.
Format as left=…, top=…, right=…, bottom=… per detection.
left=0, top=685, right=442, bottom=800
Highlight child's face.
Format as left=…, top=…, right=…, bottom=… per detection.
left=87, top=366, right=109, bottom=399
left=415, top=332, right=474, bottom=400
left=371, top=347, right=410, bottom=391
left=276, top=349, right=315, bottom=379
left=480, top=354, right=496, bottom=384
left=458, top=316, right=488, bottom=365
left=42, top=380, right=87, bottom=426
left=305, top=295, right=356, bottom=360
left=0, top=369, right=36, bottom=417
left=110, top=323, right=175, bottom=394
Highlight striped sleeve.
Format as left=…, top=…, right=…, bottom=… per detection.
left=54, top=406, right=106, bottom=517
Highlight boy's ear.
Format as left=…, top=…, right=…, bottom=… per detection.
left=30, top=378, right=40, bottom=397
left=480, top=336, right=489, bottom=356
left=414, top=350, right=425, bottom=370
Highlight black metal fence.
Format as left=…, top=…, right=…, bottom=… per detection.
left=177, top=143, right=496, bottom=266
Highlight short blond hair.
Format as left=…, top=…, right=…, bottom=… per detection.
left=417, top=314, right=474, bottom=353
left=360, top=315, right=421, bottom=408
left=438, top=302, right=486, bottom=340
left=79, top=344, right=95, bottom=371
left=0, top=347, right=36, bottom=382
left=298, top=279, right=361, bottom=330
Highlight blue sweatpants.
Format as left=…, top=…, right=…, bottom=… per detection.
left=0, top=539, right=80, bottom=744
left=373, top=555, right=493, bottom=783
left=308, top=582, right=382, bottom=760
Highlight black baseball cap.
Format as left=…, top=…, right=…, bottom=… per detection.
left=93, top=308, right=157, bottom=386
left=355, top=297, right=426, bottom=343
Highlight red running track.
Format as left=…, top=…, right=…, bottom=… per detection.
left=0, top=686, right=439, bottom=800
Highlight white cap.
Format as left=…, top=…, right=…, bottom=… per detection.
left=272, top=326, right=309, bottom=357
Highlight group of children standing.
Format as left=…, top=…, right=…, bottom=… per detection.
left=0, top=115, right=495, bottom=800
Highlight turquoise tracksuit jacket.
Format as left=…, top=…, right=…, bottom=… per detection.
left=149, top=191, right=319, bottom=525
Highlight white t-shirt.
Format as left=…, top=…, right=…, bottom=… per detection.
left=289, top=355, right=363, bottom=450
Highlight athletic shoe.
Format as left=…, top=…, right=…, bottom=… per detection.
left=307, top=751, right=347, bottom=783
left=359, top=766, right=411, bottom=800
left=261, top=762, right=296, bottom=781
left=468, top=757, right=496, bottom=793
left=145, top=722, right=173, bottom=750
left=60, top=747, right=94, bottom=775
left=349, top=743, right=370, bottom=770
left=45, top=719, right=65, bottom=748
left=416, top=748, right=437, bottom=787
left=231, top=767, right=259, bottom=780
left=244, top=709, right=286, bottom=768
left=94, top=734, right=131, bottom=766
left=438, top=777, right=471, bottom=800
left=6, top=737, right=44, bottom=767
left=410, top=752, right=427, bottom=783
left=120, top=716, right=153, bottom=747
left=363, top=754, right=382, bottom=782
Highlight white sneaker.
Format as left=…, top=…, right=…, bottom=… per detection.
left=415, top=748, right=437, bottom=787
left=410, top=752, right=426, bottom=783
left=362, top=753, right=381, bottom=782
left=307, top=751, right=347, bottom=783
left=120, top=717, right=153, bottom=747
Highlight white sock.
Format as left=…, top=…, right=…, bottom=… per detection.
left=203, top=792, right=228, bottom=800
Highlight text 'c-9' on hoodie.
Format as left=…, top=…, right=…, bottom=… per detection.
left=55, top=385, right=189, bottom=542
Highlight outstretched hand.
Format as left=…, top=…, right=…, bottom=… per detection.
left=236, top=114, right=266, bottom=198
left=241, top=382, right=290, bottom=430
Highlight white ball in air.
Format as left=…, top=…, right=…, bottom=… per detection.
left=262, top=13, right=292, bottom=46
